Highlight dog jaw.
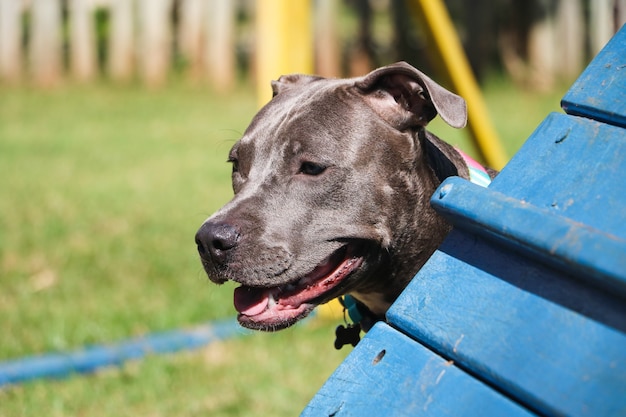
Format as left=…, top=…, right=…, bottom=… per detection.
left=233, top=243, right=365, bottom=331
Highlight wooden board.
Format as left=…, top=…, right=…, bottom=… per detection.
left=432, top=178, right=626, bottom=301
left=302, top=323, right=535, bottom=417
left=561, top=24, right=626, bottom=127
left=489, top=112, right=626, bottom=241
left=305, top=25, right=626, bottom=417
left=387, top=239, right=626, bottom=417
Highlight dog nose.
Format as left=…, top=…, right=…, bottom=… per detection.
left=195, top=221, right=240, bottom=264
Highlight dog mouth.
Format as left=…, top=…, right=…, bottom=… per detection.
left=233, top=244, right=364, bottom=331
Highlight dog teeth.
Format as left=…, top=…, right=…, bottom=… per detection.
left=268, top=292, right=277, bottom=307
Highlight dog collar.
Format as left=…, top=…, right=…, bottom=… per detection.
left=456, top=148, right=492, bottom=187
left=341, top=295, right=363, bottom=323
left=334, top=295, right=381, bottom=349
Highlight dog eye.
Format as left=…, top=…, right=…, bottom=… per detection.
left=227, top=157, right=239, bottom=173
left=299, top=161, right=326, bottom=176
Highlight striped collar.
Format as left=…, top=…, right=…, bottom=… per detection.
left=456, top=148, right=492, bottom=187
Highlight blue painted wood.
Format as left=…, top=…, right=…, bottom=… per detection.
left=387, top=236, right=626, bottom=417
left=488, top=112, right=626, bottom=241
left=433, top=177, right=626, bottom=300
left=561, top=24, right=626, bottom=127
left=410, top=105, right=626, bottom=416
left=305, top=25, right=626, bottom=417
left=301, top=323, right=536, bottom=417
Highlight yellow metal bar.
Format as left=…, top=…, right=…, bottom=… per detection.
left=409, top=0, right=508, bottom=169
left=255, top=0, right=313, bottom=107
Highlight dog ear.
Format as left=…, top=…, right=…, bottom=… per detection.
left=355, top=62, right=467, bottom=130
left=271, top=74, right=324, bottom=97
left=421, top=130, right=469, bottom=182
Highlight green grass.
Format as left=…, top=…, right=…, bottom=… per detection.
left=0, top=77, right=568, bottom=416
left=0, top=83, right=250, bottom=357
left=2, top=321, right=349, bottom=417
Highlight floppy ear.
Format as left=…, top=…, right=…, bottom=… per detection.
left=355, top=61, right=467, bottom=129
left=421, top=130, right=470, bottom=182
left=271, top=74, right=324, bottom=97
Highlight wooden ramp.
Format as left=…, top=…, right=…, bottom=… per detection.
left=302, top=25, right=626, bottom=417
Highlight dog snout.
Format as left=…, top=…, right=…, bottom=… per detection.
left=195, top=221, right=240, bottom=265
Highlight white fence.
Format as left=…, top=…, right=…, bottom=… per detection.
left=0, top=0, right=625, bottom=89
left=0, top=0, right=239, bottom=88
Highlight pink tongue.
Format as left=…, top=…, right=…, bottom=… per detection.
left=234, top=286, right=270, bottom=316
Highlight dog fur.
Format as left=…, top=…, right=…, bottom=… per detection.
left=195, top=62, right=493, bottom=331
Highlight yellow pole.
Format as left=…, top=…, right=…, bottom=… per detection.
left=409, top=0, right=508, bottom=169
left=255, top=0, right=313, bottom=107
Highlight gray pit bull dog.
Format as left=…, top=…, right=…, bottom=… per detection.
left=195, top=62, right=495, bottom=332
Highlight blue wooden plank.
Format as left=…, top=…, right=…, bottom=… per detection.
left=302, top=323, right=536, bottom=417
left=306, top=27, right=626, bottom=417
left=561, top=24, right=626, bottom=127
left=489, top=112, right=626, bottom=241
left=387, top=238, right=626, bottom=417
left=432, top=177, right=626, bottom=300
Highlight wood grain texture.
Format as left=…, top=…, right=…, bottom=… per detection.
left=302, top=323, right=535, bottom=417
left=388, top=242, right=626, bottom=417
left=561, top=24, right=626, bottom=127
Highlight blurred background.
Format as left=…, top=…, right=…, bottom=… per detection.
left=1, top=0, right=623, bottom=89
left=0, top=1, right=624, bottom=416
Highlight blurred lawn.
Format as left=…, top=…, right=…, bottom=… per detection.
left=0, top=76, right=567, bottom=416
left=0, top=83, right=251, bottom=357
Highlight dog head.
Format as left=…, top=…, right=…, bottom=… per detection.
left=195, top=62, right=469, bottom=331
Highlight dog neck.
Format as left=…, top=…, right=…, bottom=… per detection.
left=348, top=145, right=492, bottom=327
